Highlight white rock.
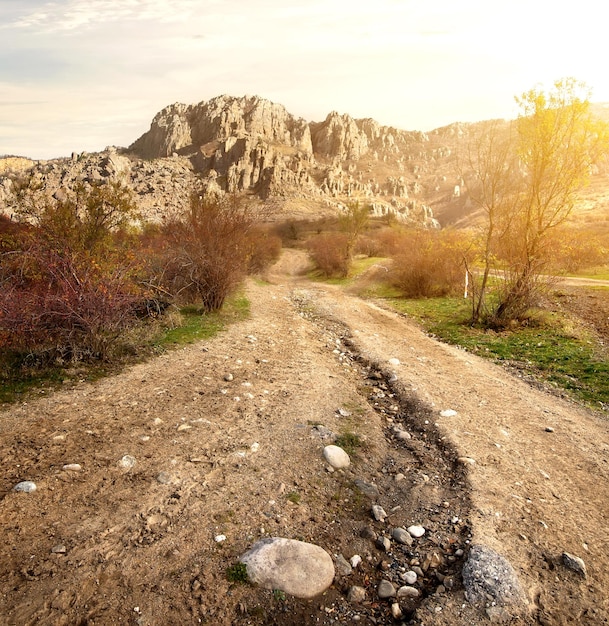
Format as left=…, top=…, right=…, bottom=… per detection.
left=250, top=442, right=260, bottom=453
left=13, top=481, right=37, bottom=493
left=440, top=409, right=458, bottom=417
left=240, top=537, right=335, bottom=599
left=350, top=555, right=362, bottom=568
left=401, top=570, right=417, bottom=584
left=323, top=445, right=350, bottom=469
left=391, top=603, right=403, bottom=619
left=372, top=505, right=388, bottom=522
left=118, top=455, right=136, bottom=470
left=214, top=534, right=226, bottom=543
left=407, top=525, right=425, bottom=538
left=397, top=585, right=420, bottom=598
left=388, top=358, right=400, bottom=366
left=62, top=464, right=82, bottom=471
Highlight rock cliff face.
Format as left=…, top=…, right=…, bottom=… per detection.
left=2, top=94, right=488, bottom=226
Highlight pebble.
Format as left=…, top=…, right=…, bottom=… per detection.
left=395, top=431, right=412, bottom=441
left=350, top=555, right=362, bottom=569
left=214, top=534, right=226, bottom=543
left=177, top=423, right=192, bottom=431
left=377, top=580, right=396, bottom=599
left=545, top=426, right=555, bottom=433
left=337, top=408, right=352, bottom=417
left=347, top=586, right=367, bottom=603
left=407, top=525, right=425, bottom=538
left=51, top=545, right=67, bottom=554
left=322, top=445, right=350, bottom=469
left=335, top=554, right=352, bottom=576
left=360, top=526, right=377, bottom=540
left=62, top=464, right=82, bottom=471
left=397, top=585, right=420, bottom=598
left=395, top=473, right=405, bottom=482
left=562, top=552, right=587, bottom=577
left=458, top=457, right=476, bottom=465
left=392, top=527, right=413, bottom=546
left=118, top=455, right=136, bottom=470
left=224, top=373, right=234, bottom=381
left=372, top=505, right=388, bottom=522
left=388, top=358, right=400, bottom=366
left=391, top=603, right=403, bottom=619
left=440, top=409, right=458, bottom=417
left=401, top=570, right=417, bottom=584
left=13, top=481, right=37, bottom=493
left=354, top=479, right=380, bottom=500
left=376, top=536, right=391, bottom=551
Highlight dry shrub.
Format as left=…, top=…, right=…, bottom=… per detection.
left=390, top=229, right=468, bottom=298
left=307, top=232, right=351, bottom=277
left=153, top=195, right=257, bottom=312
left=0, top=241, right=142, bottom=362
left=246, top=226, right=282, bottom=273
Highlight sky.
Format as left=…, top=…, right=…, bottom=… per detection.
left=2, top=0, right=608, bottom=160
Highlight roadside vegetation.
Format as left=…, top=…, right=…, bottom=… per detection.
left=295, top=79, right=609, bottom=412
left=0, top=185, right=279, bottom=403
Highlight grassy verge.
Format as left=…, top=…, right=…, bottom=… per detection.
left=308, top=256, right=386, bottom=285
left=384, top=295, right=609, bottom=412
left=0, top=293, right=250, bottom=405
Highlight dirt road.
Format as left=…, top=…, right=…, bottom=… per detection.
left=1, top=249, right=608, bottom=625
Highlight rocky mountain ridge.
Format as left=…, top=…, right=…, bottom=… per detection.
left=1, top=94, right=484, bottom=225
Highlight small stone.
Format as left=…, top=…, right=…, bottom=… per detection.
left=376, top=536, right=391, bottom=551
left=118, top=455, right=136, bottom=470
left=440, top=409, right=458, bottom=417
left=62, top=464, right=82, bottom=471
left=177, top=423, right=192, bottom=431
left=335, top=554, right=352, bottom=576
left=395, top=473, right=405, bottom=482
left=392, top=527, right=413, bottom=546
left=407, top=525, right=425, bottom=538
left=401, top=570, right=417, bottom=585
left=323, top=445, right=350, bottom=469
left=348, top=585, right=367, bottom=603
left=156, top=472, right=176, bottom=484
left=545, top=427, right=555, bottom=433
left=396, top=431, right=412, bottom=441
left=350, top=555, right=362, bottom=569
left=391, top=603, right=403, bottom=619
left=337, top=408, right=352, bottom=417
left=378, top=580, right=396, bottom=599
left=360, top=526, right=377, bottom=540
left=372, top=505, right=388, bottom=522
left=458, top=457, right=476, bottom=465
left=13, top=481, right=37, bottom=493
left=224, top=373, right=234, bottom=381
left=388, top=358, right=400, bottom=366
left=214, top=534, right=226, bottom=543
left=562, top=552, right=587, bottom=577
left=397, top=585, right=420, bottom=598
left=51, top=545, right=67, bottom=554
left=354, top=479, right=380, bottom=500
left=250, top=442, right=260, bottom=453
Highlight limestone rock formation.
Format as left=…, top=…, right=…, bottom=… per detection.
left=1, top=94, right=483, bottom=226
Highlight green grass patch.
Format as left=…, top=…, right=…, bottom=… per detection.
left=226, top=562, right=249, bottom=584
left=308, top=257, right=386, bottom=286
left=385, top=296, right=609, bottom=411
left=334, top=431, right=363, bottom=455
